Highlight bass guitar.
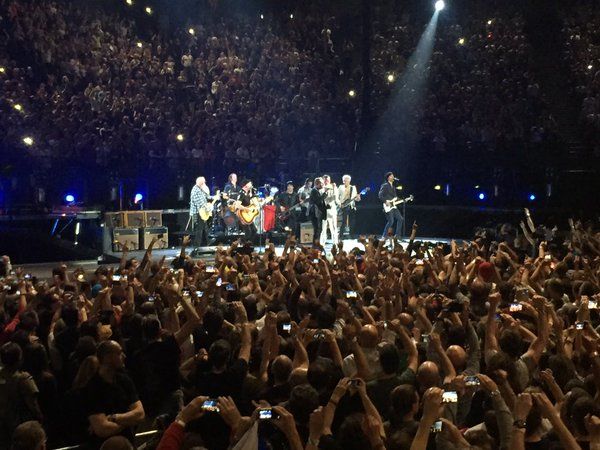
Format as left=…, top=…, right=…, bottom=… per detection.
left=199, top=190, right=221, bottom=221
left=236, top=196, right=274, bottom=225
left=277, top=199, right=305, bottom=221
left=382, top=195, right=414, bottom=213
left=340, top=187, right=370, bottom=210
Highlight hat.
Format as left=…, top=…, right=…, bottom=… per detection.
left=384, top=171, right=393, bottom=180
left=240, top=179, right=252, bottom=188
left=478, top=262, right=494, bottom=282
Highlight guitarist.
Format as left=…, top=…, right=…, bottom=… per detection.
left=337, top=174, right=360, bottom=239
left=309, top=177, right=328, bottom=246
left=189, top=176, right=212, bottom=246
left=378, top=172, right=403, bottom=239
left=276, top=181, right=300, bottom=235
left=238, top=179, right=257, bottom=241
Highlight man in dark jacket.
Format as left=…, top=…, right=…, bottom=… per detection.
left=378, top=172, right=403, bottom=238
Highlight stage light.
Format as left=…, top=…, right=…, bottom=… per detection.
left=13, top=104, right=22, bottom=111
left=125, top=0, right=133, bottom=5
left=397, top=185, right=403, bottom=191
left=348, top=89, right=356, bottom=97
left=290, top=14, right=294, bottom=19
left=474, top=185, right=480, bottom=189
left=145, top=6, right=152, bottom=15
left=478, top=192, right=486, bottom=200
left=136, top=42, right=143, bottom=48
left=65, top=194, right=75, bottom=203
left=176, top=133, right=185, bottom=141
left=22, top=136, right=34, bottom=146
left=0, top=67, right=5, bottom=73
left=434, top=184, right=442, bottom=191
left=387, top=73, right=395, bottom=83
left=487, top=19, right=493, bottom=25
left=188, top=28, right=195, bottom=35
left=435, top=0, right=445, bottom=11
left=458, top=37, right=465, bottom=45
left=134, top=193, right=144, bottom=204
left=528, top=193, right=536, bottom=201
left=260, top=14, right=264, bottom=19
left=588, top=64, right=593, bottom=70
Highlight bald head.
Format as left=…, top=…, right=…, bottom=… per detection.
left=417, top=361, right=441, bottom=391
left=359, top=324, right=379, bottom=348
left=398, top=313, right=413, bottom=328
left=272, top=355, right=293, bottom=383
left=446, top=345, right=467, bottom=371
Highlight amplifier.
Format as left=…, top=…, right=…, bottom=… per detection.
left=105, top=212, right=126, bottom=228
left=113, top=228, right=139, bottom=252
left=142, top=226, right=168, bottom=249
left=299, top=222, right=314, bottom=244
left=145, top=210, right=163, bottom=227
left=124, top=211, right=145, bottom=228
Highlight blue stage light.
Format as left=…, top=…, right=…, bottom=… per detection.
left=65, top=194, right=75, bottom=203
left=528, top=193, right=536, bottom=201
left=435, top=0, right=445, bottom=11
left=478, top=192, right=485, bottom=201
left=134, top=193, right=143, bottom=204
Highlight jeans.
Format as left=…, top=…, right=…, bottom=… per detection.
left=192, top=215, right=208, bottom=246
left=382, top=208, right=403, bottom=238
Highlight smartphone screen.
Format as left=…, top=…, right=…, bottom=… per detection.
left=442, top=391, right=458, bottom=403
left=465, top=375, right=480, bottom=386
left=282, top=323, right=292, bottom=332
left=509, top=303, right=522, bottom=312
left=196, top=291, right=203, bottom=297
left=431, top=420, right=442, bottom=433
left=576, top=322, right=584, bottom=330
left=225, top=283, right=236, bottom=291
left=112, top=275, right=121, bottom=282
left=346, top=290, right=357, bottom=299
left=216, top=277, right=222, bottom=287
left=201, top=399, right=220, bottom=412
left=589, top=300, right=598, bottom=310
left=258, top=408, right=273, bottom=420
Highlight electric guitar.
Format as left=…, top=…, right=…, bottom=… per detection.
left=277, top=199, right=305, bottom=221
left=340, top=187, right=370, bottom=210
left=199, top=190, right=221, bottom=221
left=236, top=196, right=274, bottom=225
left=382, top=194, right=414, bottom=213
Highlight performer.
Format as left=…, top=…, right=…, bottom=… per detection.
left=189, top=176, right=211, bottom=246
left=297, top=178, right=312, bottom=221
left=309, top=177, right=328, bottom=246
left=320, top=175, right=339, bottom=245
left=378, top=172, right=403, bottom=238
left=276, top=181, right=300, bottom=235
left=222, top=173, right=241, bottom=233
left=237, top=179, right=257, bottom=241
left=223, top=173, right=241, bottom=201
left=337, top=174, right=360, bottom=239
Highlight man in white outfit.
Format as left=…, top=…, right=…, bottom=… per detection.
left=320, top=174, right=339, bottom=245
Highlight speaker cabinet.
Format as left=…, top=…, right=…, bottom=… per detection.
left=142, top=226, right=168, bottom=249
left=113, top=228, right=140, bottom=252
left=124, top=211, right=145, bottom=228
left=145, top=210, right=163, bottom=227
left=299, top=222, right=314, bottom=244
left=105, top=212, right=126, bottom=228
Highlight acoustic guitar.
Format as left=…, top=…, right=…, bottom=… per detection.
left=236, top=196, right=273, bottom=225
left=198, top=190, right=220, bottom=221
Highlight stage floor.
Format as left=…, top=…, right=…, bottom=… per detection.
left=18, top=237, right=455, bottom=280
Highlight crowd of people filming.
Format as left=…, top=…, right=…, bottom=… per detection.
left=2, top=209, right=600, bottom=450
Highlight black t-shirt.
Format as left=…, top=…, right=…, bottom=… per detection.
left=84, top=371, right=139, bottom=447
left=193, top=358, right=248, bottom=401
left=134, top=335, right=181, bottom=415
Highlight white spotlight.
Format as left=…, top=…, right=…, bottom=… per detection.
left=435, top=0, right=445, bottom=11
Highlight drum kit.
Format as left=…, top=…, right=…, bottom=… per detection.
left=208, top=186, right=278, bottom=236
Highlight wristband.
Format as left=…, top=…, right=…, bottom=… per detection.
left=175, top=416, right=187, bottom=428
left=513, top=419, right=526, bottom=429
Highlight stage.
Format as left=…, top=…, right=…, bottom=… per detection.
left=17, top=236, right=455, bottom=280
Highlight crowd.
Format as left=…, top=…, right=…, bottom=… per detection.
left=0, top=0, right=355, bottom=178
left=368, top=9, right=558, bottom=155
left=562, top=4, right=600, bottom=153
left=2, top=210, right=600, bottom=450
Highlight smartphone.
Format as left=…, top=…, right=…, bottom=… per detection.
left=206, top=266, right=216, bottom=273
left=148, top=295, right=156, bottom=303
left=112, top=275, right=121, bottom=282
left=346, top=290, right=357, bottom=299
left=77, top=274, right=85, bottom=282
left=442, top=391, right=458, bottom=403
left=216, top=277, right=222, bottom=287
left=282, top=323, right=292, bottom=332
left=313, top=258, right=319, bottom=264
left=431, top=420, right=443, bottom=433
left=416, top=259, right=424, bottom=266
left=196, top=291, right=203, bottom=297
left=509, top=303, right=523, bottom=312
left=225, top=283, right=236, bottom=291
left=544, top=254, right=551, bottom=261
left=24, top=274, right=32, bottom=280
left=314, top=330, right=326, bottom=340
left=576, top=321, right=585, bottom=330
left=201, top=399, right=220, bottom=412
left=465, top=375, right=480, bottom=386
left=258, top=408, right=277, bottom=420
left=589, top=300, right=598, bottom=310
left=182, top=288, right=190, bottom=296
left=383, top=321, right=389, bottom=329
